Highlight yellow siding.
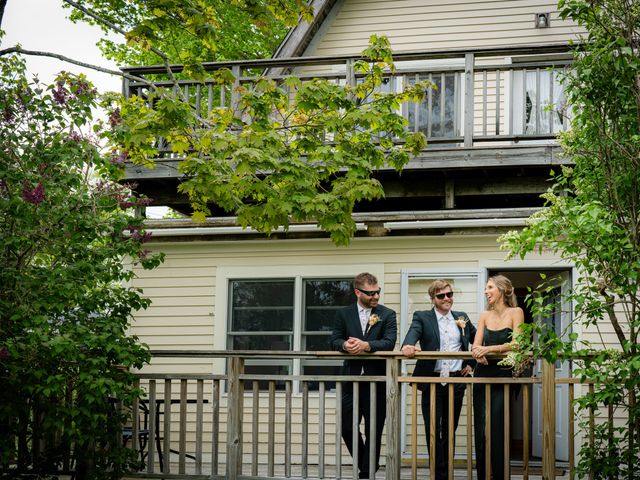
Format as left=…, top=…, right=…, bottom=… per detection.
left=305, top=0, right=585, bottom=56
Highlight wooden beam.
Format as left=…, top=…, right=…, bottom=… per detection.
left=123, top=145, right=566, bottom=181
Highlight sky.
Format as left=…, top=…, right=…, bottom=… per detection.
left=2, top=0, right=168, bottom=217
left=2, top=0, right=120, bottom=92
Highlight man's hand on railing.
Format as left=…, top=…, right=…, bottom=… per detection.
left=401, top=344, right=422, bottom=358
left=343, top=337, right=371, bottom=355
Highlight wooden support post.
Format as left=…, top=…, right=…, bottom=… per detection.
left=464, top=53, right=475, bottom=147
left=226, top=357, right=244, bottom=480
left=231, top=65, right=241, bottom=114
left=346, top=59, right=356, bottom=102
left=386, top=357, right=401, bottom=480
left=542, top=359, right=556, bottom=480
left=445, top=178, right=455, bottom=209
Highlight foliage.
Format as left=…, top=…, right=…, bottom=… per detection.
left=107, top=35, right=428, bottom=246
left=65, top=0, right=312, bottom=71
left=500, top=0, right=640, bottom=477
left=0, top=54, right=163, bottom=478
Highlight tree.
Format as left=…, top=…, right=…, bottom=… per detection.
left=107, top=35, right=428, bottom=245
left=500, top=0, right=640, bottom=477
left=0, top=54, right=163, bottom=477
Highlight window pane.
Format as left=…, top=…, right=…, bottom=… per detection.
left=231, top=280, right=294, bottom=307
left=407, top=73, right=458, bottom=138
left=232, top=308, right=293, bottom=331
left=304, top=333, right=332, bottom=351
left=303, top=279, right=354, bottom=334
left=230, top=334, right=292, bottom=351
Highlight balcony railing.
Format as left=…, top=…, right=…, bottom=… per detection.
left=122, top=43, right=573, bottom=158
left=118, top=350, right=597, bottom=480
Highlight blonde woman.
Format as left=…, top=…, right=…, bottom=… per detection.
left=471, top=275, right=524, bottom=480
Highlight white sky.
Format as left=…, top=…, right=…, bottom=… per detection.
left=2, top=0, right=121, bottom=93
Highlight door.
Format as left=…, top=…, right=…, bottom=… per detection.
left=531, top=271, right=571, bottom=461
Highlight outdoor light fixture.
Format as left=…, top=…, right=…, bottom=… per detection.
left=535, top=12, right=550, bottom=28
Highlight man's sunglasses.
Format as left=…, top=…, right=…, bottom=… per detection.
left=434, top=291, right=454, bottom=300
left=357, top=288, right=381, bottom=297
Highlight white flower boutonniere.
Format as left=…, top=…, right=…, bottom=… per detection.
left=455, top=316, right=468, bottom=329
left=368, top=314, right=380, bottom=329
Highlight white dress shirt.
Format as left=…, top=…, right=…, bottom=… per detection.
left=435, top=312, right=463, bottom=375
left=359, top=307, right=371, bottom=334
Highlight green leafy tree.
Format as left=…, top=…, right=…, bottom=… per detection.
left=66, top=0, right=311, bottom=65
left=0, top=54, right=163, bottom=478
left=501, top=1, right=640, bottom=477
left=108, top=35, right=428, bottom=245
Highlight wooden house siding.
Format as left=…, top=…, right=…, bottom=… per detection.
left=304, top=0, right=584, bottom=57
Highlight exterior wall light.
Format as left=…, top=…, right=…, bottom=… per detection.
left=535, top=12, right=551, bottom=28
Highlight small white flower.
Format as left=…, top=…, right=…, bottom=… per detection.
left=455, top=316, right=468, bottom=329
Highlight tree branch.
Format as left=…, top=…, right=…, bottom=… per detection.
left=599, top=285, right=628, bottom=349
left=62, top=0, right=183, bottom=98
left=0, top=46, right=155, bottom=88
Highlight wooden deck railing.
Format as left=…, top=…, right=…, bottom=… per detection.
left=122, top=43, right=573, bottom=157
left=121, top=350, right=595, bottom=480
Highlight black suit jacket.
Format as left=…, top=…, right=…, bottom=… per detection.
left=329, top=303, right=397, bottom=376
left=401, top=308, right=476, bottom=389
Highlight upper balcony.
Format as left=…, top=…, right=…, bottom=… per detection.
left=122, top=44, right=573, bottom=217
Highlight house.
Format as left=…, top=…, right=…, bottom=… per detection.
left=121, top=1, right=610, bottom=477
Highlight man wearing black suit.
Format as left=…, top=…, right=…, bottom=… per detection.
left=401, top=279, right=476, bottom=480
left=330, top=272, right=397, bottom=479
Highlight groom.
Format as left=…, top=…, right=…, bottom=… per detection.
left=330, top=272, right=397, bottom=479
left=401, top=279, right=476, bottom=480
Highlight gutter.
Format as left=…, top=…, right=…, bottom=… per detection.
left=144, top=217, right=527, bottom=237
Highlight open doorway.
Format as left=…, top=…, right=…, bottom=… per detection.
left=486, top=268, right=572, bottom=464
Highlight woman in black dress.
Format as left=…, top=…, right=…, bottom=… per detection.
left=471, top=275, right=524, bottom=480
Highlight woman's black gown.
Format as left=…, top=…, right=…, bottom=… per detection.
left=473, top=327, right=513, bottom=480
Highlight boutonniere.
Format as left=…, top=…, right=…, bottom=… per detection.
left=455, top=316, right=468, bottom=329
left=366, top=314, right=380, bottom=332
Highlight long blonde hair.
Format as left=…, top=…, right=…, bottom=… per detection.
left=488, top=275, right=518, bottom=308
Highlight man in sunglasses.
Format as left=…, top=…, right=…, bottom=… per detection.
left=330, top=272, right=397, bottom=479
left=401, top=279, right=476, bottom=480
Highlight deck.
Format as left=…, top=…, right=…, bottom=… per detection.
left=118, top=350, right=592, bottom=480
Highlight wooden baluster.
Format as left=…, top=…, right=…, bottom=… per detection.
left=268, top=380, right=276, bottom=477
left=226, top=357, right=244, bottom=480
left=542, top=359, right=556, bottom=480
left=179, top=379, right=187, bottom=474
left=252, top=381, right=259, bottom=477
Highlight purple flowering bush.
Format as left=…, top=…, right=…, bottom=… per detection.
left=0, top=55, right=163, bottom=478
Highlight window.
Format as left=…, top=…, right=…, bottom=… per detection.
left=511, top=68, right=568, bottom=135
left=227, top=277, right=355, bottom=389
left=406, top=72, right=459, bottom=139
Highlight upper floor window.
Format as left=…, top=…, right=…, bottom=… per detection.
left=511, top=68, right=568, bottom=136
left=406, top=72, right=459, bottom=139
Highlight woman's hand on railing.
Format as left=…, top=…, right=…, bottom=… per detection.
left=471, top=344, right=489, bottom=364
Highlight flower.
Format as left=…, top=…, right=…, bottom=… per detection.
left=455, top=316, right=468, bottom=329
left=368, top=314, right=380, bottom=328
left=22, top=182, right=45, bottom=205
